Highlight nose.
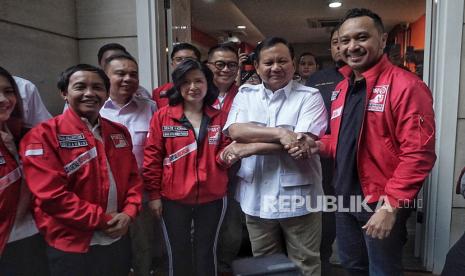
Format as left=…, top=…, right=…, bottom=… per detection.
left=189, top=82, right=197, bottom=90
left=271, top=62, right=281, bottom=71
left=83, top=88, right=97, bottom=96
left=0, top=92, right=6, bottom=101
left=347, top=39, right=359, bottom=52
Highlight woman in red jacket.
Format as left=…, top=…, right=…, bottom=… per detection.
left=143, top=59, right=234, bottom=276
left=0, top=66, right=49, bottom=275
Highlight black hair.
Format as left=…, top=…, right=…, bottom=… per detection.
left=0, top=66, right=24, bottom=139
left=254, top=37, right=294, bottom=62
left=330, top=26, right=340, bottom=42
left=171, top=43, right=201, bottom=61
left=341, top=8, right=385, bottom=33
left=167, top=59, right=218, bottom=107
left=298, top=52, right=317, bottom=61
left=97, top=43, right=129, bottom=64
left=207, top=43, right=238, bottom=61
left=57, top=64, right=110, bottom=93
left=104, top=53, right=138, bottom=70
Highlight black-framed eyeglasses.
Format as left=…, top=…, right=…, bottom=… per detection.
left=208, top=61, right=239, bottom=71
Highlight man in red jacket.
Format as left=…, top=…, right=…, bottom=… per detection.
left=313, top=8, right=436, bottom=276
left=152, top=43, right=201, bottom=108
left=20, top=64, right=142, bottom=276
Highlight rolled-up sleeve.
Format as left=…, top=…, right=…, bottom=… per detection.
left=223, top=90, right=249, bottom=136
left=294, top=91, right=328, bottom=138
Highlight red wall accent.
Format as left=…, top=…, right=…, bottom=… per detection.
left=410, top=14, right=425, bottom=50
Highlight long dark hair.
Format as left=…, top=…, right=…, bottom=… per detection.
left=167, top=59, right=218, bottom=106
left=0, top=67, right=24, bottom=141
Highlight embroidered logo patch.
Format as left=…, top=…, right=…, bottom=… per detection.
left=57, top=133, right=88, bottom=148
left=367, top=85, right=389, bottom=112
left=0, top=153, right=5, bottom=165
left=331, top=89, right=341, bottom=101
left=25, top=143, right=44, bottom=156
left=110, top=134, right=129, bottom=148
left=331, top=106, right=343, bottom=120
left=208, top=125, right=221, bottom=145
left=162, top=126, right=189, bottom=138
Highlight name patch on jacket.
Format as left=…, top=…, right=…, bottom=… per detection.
left=110, top=134, right=129, bottom=148
left=367, top=85, right=389, bottom=112
left=331, top=106, right=343, bottom=120
left=331, top=89, right=340, bottom=101
left=208, top=125, right=221, bottom=145
left=163, top=126, right=188, bottom=138
left=57, top=133, right=88, bottom=148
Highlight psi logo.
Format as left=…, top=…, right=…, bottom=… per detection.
left=367, top=85, right=389, bottom=112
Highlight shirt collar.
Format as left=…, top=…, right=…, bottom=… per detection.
left=80, top=117, right=101, bottom=134
left=103, top=96, right=138, bottom=110
left=261, top=80, right=293, bottom=100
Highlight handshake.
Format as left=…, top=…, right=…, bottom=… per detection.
left=221, top=128, right=321, bottom=166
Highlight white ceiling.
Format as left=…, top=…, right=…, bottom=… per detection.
left=191, top=0, right=426, bottom=45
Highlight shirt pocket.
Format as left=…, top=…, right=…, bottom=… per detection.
left=279, top=173, right=312, bottom=187
left=276, top=112, right=298, bottom=131
left=237, top=157, right=256, bottom=183
left=131, top=123, right=149, bottom=146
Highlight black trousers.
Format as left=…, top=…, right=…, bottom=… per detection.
left=0, top=234, right=50, bottom=276
left=161, top=197, right=226, bottom=276
left=442, top=230, right=465, bottom=276
left=46, top=235, right=131, bottom=276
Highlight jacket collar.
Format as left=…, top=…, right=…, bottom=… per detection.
left=167, top=103, right=222, bottom=121
left=63, top=107, right=100, bottom=132
left=339, top=54, right=392, bottom=80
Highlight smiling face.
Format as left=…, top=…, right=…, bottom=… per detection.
left=61, top=70, right=109, bottom=123
left=338, top=16, right=387, bottom=78
left=0, top=76, right=17, bottom=124
left=105, top=58, right=139, bottom=105
left=180, top=69, right=207, bottom=106
left=255, top=43, right=295, bottom=92
left=207, top=50, right=239, bottom=91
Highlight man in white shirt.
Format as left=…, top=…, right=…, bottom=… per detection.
left=97, top=43, right=152, bottom=99
left=223, top=37, right=327, bottom=276
left=99, top=53, right=158, bottom=276
left=13, top=76, right=52, bottom=128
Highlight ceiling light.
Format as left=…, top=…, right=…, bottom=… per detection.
left=328, top=1, right=342, bottom=8
left=237, top=25, right=246, bottom=29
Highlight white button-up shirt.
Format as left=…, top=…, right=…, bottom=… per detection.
left=99, top=96, right=157, bottom=169
left=224, top=80, right=327, bottom=219
left=14, top=76, right=52, bottom=128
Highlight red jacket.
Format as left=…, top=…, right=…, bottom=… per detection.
left=213, top=84, right=239, bottom=112
left=143, top=104, right=231, bottom=204
left=0, top=140, right=22, bottom=253
left=20, top=109, right=142, bottom=253
left=320, top=55, right=436, bottom=207
left=152, top=82, right=173, bottom=108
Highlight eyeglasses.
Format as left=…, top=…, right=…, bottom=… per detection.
left=208, top=61, right=239, bottom=71
left=172, top=56, right=195, bottom=64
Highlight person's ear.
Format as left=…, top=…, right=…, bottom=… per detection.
left=60, top=90, right=68, bottom=102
